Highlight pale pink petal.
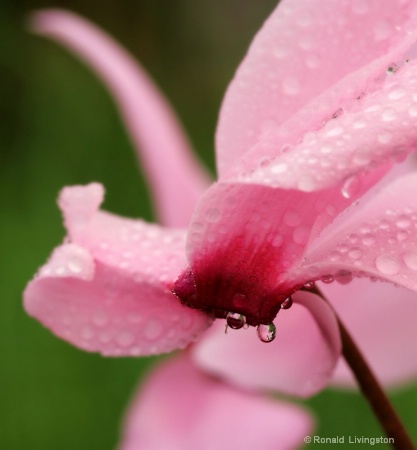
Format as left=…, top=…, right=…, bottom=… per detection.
left=31, top=9, right=210, bottom=227
left=319, top=279, right=417, bottom=388
left=192, top=291, right=341, bottom=398
left=298, top=172, right=417, bottom=291
left=119, top=355, right=314, bottom=450
left=217, top=0, right=417, bottom=175
left=24, top=184, right=212, bottom=356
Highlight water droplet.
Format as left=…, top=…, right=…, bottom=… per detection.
left=348, top=247, right=362, bottom=259
left=282, top=77, right=300, bottom=96
left=270, top=163, right=288, bottom=174
left=375, top=254, right=400, bottom=275
left=408, top=103, right=417, bottom=117
left=341, top=175, right=361, bottom=199
left=388, top=86, right=406, bottom=100
left=382, top=108, right=397, bottom=122
left=116, top=330, right=135, bottom=348
left=305, top=54, right=320, bottom=69
left=335, top=270, right=353, bottom=285
left=281, top=296, right=293, bottom=309
left=321, top=274, right=335, bottom=284
left=353, top=149, right=372, bottom=166
left=257, top=323, right=276, bottom=343
left=396, top=215, right=411, bottom=229
left=205, top=208, right=221, bottom=223
left=92, top=310, right=108, bottom=327
left=226, top=312, right=246, bottom=330
left=143, top=318, right=163, bottom=341
left=303, top=281, right=315, bottom=289
left=403, top=251, right=417, bottom=271
left=283, top=210, right=302, bottom=227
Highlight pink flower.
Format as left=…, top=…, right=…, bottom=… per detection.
left=119, top=354, right=312, bottom=450
left=25, top=0, right=417, bottom=417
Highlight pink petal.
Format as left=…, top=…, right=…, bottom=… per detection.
left=192, top=291, right=341, bottom=398
left=24, top=184, right=212, bottom=356
left=320, top=279, right=417, bottom=388
left=184, top=59, right=417, bottom=322
left=119, top=355, right=314, bottom=450
left=299, top=172, right=417, bottom=291
left=31, top=9, right=210, bottom=227
left=217, top=0, right=417, bottom=175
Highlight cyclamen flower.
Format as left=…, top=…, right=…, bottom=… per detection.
left=25, top=0, right=417, bottom=410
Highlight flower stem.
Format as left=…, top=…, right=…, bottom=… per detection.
left=311, top=286, right=415, bottom=449
left=338, top=317, right=415, bottom=450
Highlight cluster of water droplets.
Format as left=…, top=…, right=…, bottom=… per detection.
left=236, top=54, right=417, bottom=208
left=224, top=295, right=295, bottom=343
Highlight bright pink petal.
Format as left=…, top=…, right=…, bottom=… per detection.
left=192, top=291, right=341, bottom=398
left=24, top=184, right=212, bottom=356
left=217, top=0, right=417, bottom=175
left=31, top=9, right=210, bottom=227
left=298, top=172, right=417, bottom=291
left=320, top=279, right=417, bottom=388
left=119, top=355, right=314, bottom=450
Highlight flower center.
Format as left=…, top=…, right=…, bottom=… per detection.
left=173, top=267, right=299, bottom=342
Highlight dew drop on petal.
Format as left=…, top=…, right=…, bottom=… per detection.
left=341, top=175, right=361, bottom=199
left=320, top=274, right=335, bottom=284
left=280, top=296, right=293, bottom=309
left=92, top=310, right=108, bottom=327
left=116, top=330, right=135, bottom=348
left=143, top=318, right=163, bottom=341
left=257, top=323, right=276, bottom=343
left=335, top=270, right=353, bottom=285
left=403, top=251, right=417, bottom=271
left=226, top=312, right=246, bottom=330
left=205, top=208, right=221, bottom=223
left=303, top=281, right=315, bottom=289
left=375, top=254, right=400, bottom=275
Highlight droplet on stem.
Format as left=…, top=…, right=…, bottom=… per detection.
left=257, top=323, right=276, bottom=343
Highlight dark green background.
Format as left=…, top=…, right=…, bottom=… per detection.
left=1, top=1, right=417, bottom=449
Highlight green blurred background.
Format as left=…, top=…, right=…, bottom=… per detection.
left=1, top=1, right=417, bottom=449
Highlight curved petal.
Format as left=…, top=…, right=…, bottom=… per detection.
left=184, top=182, right=353, bottom=325
left=31, top=9, right=211, bottom=227
left=320, top=279, right=417, bottom=388
left=299, top=172, right=417, bottom=291
left=192, top=291, right=341, bottom=398
left=24, top=184, right=212, bottom=356
left=184, top=59, right=417, bottom=321
left=119, top=355, right=314, bottom=450
left=217, top=0, right=417, bottom=175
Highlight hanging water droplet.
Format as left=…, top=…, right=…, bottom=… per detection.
left=321, top=274, right=335, bottom=284
left=280, top=296, right=293, bottom=309
left=226, top=312, right=246, bottom=330
left=341, top=175, right=361, bottom=199
left=335, top=270, right=353, bottom=285
left=257, top=323, right=276, bottom=343
left=303, top=281, right=315, bottom=289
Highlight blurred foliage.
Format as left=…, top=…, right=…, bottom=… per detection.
left=1, top=1, right=417, bottom=449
